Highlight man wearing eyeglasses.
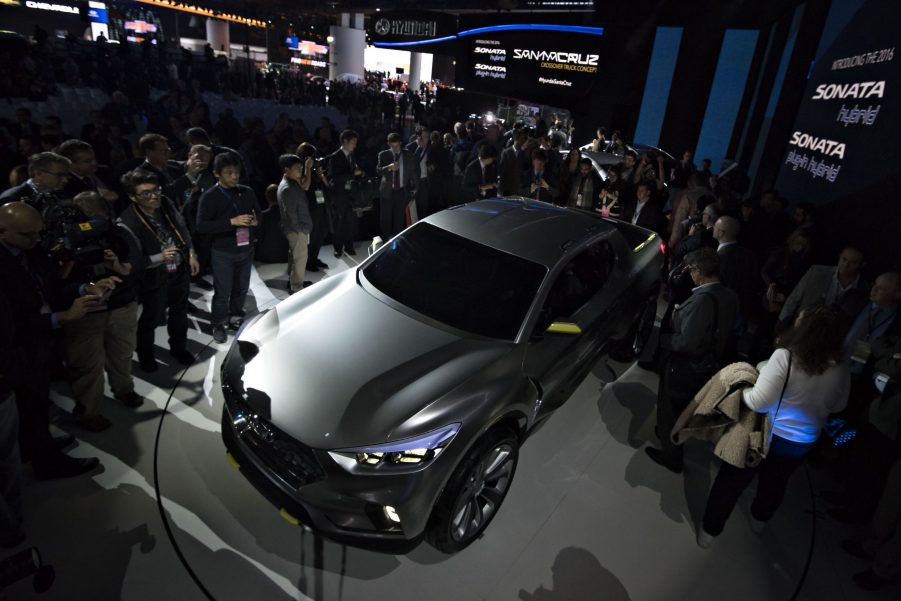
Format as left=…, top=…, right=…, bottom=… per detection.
left=118, top=169, right=199, bottom=372
left=0, top=152, right=71, bottom=213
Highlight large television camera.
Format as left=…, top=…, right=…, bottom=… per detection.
left=41, top=200, right=126, bottom=275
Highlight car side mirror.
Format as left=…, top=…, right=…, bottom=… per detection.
left=545, top=321, right=582, bottom=335
left=368, top=235, right=384, bottom=256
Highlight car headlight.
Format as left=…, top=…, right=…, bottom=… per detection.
left=328, top=423, right=461, bottom=472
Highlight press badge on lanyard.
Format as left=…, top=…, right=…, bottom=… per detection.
left=236, top=227, right=250, bottom=246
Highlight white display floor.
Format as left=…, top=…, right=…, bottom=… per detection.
left=3, top=246, right=896, bottom=601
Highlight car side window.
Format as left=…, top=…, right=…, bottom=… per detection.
left=538, top=240, right=615, bottom=329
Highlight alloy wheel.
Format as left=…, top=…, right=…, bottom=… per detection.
left=450, top=443, right=515, bottom=543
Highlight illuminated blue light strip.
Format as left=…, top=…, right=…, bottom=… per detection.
left=372, top=23, right=604, bottom=48
left=694, top=28, right=759, bottom=172
left=457, top=24, right=604, bottom=37
left=633, top=26, right=683, bottom=147
left=372, top=36, right=458, bottom=47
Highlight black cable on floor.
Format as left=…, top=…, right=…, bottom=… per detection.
left=788, top=463, right=817, bottom=601
left=152, top=341, right=218, bottom=601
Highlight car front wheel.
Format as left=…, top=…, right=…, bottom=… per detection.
left=426, top=427, right=519, bottom=553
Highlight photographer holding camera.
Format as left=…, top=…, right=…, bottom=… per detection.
left=0, top=152, right=70, bottom=214
left=118, top=170, right=199, bottom=372
left=61, top=192, right=139, bottom=431
left=296, top=143, right=329, bottom=274
left=0, top=202, right=110, bottom=480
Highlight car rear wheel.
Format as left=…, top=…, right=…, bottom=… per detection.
left=426, top=427, right=519, bottom=553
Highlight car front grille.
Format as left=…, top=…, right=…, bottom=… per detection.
left=225, top=389, right=326, bottom=490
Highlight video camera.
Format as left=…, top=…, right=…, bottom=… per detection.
left=41, top=201, right=126, bottom=274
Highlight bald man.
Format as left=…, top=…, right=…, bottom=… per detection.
left=713, top=216, right=761, bottom=336
left=0, top=202, right=108, bottom=479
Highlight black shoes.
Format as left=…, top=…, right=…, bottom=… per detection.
left=315, top=259, right=327, bottom=269
left=645, top=447, right=684, bottom=474
left=306, top=264, right=320, bottom=273
left=227, top=317, right=244, bottom=331
left=345, top=246, right=357, bottom=256
left=114, top=391, right=144, bottom=408
left=138, top=354, right=158, bottom=372
left=169, top=348, right=195, bottom=366
left=33, top=455, right=100, bottom=480
left=53, top=433, right=75, bottom=449
left=303, top=281, right=313, bottom=288
left=212, top=326, right=227, bottom=344
left=333, top=250, right=343, bottom=258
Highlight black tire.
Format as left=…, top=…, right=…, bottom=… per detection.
left=426, top=427, right=519, bottom=553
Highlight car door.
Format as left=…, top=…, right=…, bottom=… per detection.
left=522, top=237, right=623, bottom=420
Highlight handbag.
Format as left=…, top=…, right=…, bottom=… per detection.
left=746, top=351, right=792, bottom=467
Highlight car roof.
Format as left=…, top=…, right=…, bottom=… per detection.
left=423, top=198, right=616, bottom=267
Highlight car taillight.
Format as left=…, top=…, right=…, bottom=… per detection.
left=659, top=242, right=666, bottom=255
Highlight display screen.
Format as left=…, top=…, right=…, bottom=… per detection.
left=124, top=20, right=157, bottom=34
left=774, top=0, right=900, bottom=270
left=458, top=25, right=604, bottom=103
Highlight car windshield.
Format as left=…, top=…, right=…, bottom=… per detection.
left=362, top=223, right=547, bottom=340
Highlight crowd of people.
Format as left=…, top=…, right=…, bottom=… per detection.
left=0, top=29, right=899, bottom=596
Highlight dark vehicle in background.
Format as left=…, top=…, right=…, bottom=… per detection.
left=221, top=198, right=663, bottom=552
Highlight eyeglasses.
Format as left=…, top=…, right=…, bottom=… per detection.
left=135, top=187, right=163, bottom=200
left=39, top=169, right=69, bottom=178
left=688, top=265, right=700, bottom=273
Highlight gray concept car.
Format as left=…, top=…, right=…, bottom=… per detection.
left=221, top=198, right=663, bottom=553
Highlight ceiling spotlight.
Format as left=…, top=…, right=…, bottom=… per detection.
left=327, top=35, right=334, bottom=43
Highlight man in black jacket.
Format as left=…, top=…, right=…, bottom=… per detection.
left=646, top=247, right=739, bottom=473
left=0, top=202, right=106, bottom=480
left=621, top=182, right=664, bottom=235
left=326, top=130, right=364, bottom=258
left=461, top=144, right=498, bottom=204
left=714, top=216, right=762, bottom=334
left=377, top=132, right=418, bottom=239
left=0, top=287, right=24, bottom=547
left=0, top=152, right=71, bottom=212
left=520, top=148, right=559, bottom=204
left=118, top=170, right=199, bottom=369
left=196, top=153, right=261, bottom=343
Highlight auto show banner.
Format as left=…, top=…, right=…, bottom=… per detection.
left=457, top=24, right=605, bottom=104
left=774, top=0, right=899, bottom=267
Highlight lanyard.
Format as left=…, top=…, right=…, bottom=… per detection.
left=134, top=204, right=187, bottom=249
left=218, top=184, right=242, bottom=213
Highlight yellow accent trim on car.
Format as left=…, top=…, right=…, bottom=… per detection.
left=633, top=233, right=657, bottom=252
left=546, top=322, right=582, bottom=335
left=279, top=508, right=301, bottom=526
left=226, top=452, right=240, bottom=469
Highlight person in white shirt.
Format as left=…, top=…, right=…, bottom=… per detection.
left=697, top=304, right=850, bottom=548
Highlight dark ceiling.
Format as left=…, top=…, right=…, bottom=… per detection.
left=215, top=0, right=807, bottom=28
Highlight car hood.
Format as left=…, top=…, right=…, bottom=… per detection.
left=234, top=271, right=513, bottom=449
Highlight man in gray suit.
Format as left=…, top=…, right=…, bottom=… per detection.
left=377, top=133, right=418, bottom=239
left=647, top=247, right=739, bottom=473
left=778, top=245, right=868, bottom=329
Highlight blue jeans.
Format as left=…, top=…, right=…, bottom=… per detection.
left=0, top=395, right=22, bottom=539
left=210, top=248, right=254, bottom=327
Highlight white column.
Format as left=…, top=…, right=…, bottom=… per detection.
left=205, top=18, right=230, bottom=53
left=329, top=25, right=366, bottom=82
left=352, top=12, right=364, bottom=30
left=409, top=52, right=422, bottom=91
